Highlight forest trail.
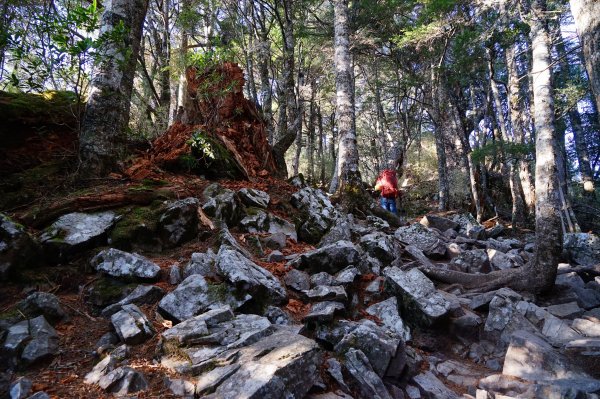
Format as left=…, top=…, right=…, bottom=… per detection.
left=2, top=166, right=600, bottom=398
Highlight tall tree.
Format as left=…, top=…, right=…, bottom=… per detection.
left=331, top=0, right=361, bottom=194
left=78, top=0, right=149, bottom=177
left=570, top=0, right=600, bottom=124
left=526, top=0, right=563, bottom=291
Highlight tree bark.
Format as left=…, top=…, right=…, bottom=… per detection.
left=570, top=0, right=600, bottom=126
left=506, top=44, right=536, bottom=215
left=526, top=0, right=563, bottom=292
left=554, top=27, right=595, bottom=195
left=79, top=0, right=149, bottom=177
left=272, top=0, right=297, bottom=177
left=331, top=0, right=361, bottom=193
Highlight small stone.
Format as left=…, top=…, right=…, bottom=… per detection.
left=261, top=233, right=287, bottom=250
left=169, top=264, right=182, bottom=285
left=267, top=250, right=285, bottom=262
left=3, top=316, right=58, bottom=366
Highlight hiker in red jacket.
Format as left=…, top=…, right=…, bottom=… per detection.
left=374, top=168, right=399, bottom=214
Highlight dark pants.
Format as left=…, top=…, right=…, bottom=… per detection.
left=380, top=197, right=397, bottom=214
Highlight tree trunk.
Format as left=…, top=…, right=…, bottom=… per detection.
left=78, top=0, right=149, bottom=178
left=307, top=80, right=317, bottom=182
left=331, top=0, right=361, bottom=194
left=570, top=0, right=600, bottom=126
left=431, top=67, right=450, bottom=211
left=272, top=0, right=297, bottom=177
left=526, top=0, right=563, bottom=293
left=506, top=44, right=536, bottom=215
left=318, top=106, right=326, bottom=185
left=554, top=29, right=595, bottom=195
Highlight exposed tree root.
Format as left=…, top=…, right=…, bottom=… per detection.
left=418, top=264, right=533, bottom=293
left=20, top=189, right=175, bottom=228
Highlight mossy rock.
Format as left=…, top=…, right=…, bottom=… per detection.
left=84, top=277, right=136, bottom=312
left=109, top=204, right=164, bottom=251
left=0, top=90, right=80, bottom=130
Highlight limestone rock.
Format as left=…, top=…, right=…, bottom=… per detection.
left=238, top=188, right=270, bottom=209
left=158, top=275, right=249, bottom=323
left=101, top=285, right=164, bottom=317
left=334, top=319, right=404, bottom=378
left=366, top=297, right=411, bottom=342
left=183, top=250, right=217, bottom=279
left=394, top=224, right=447, bottom=258
left=420, top=215, right=459, bottom=232
left=284, top=268, right=310, bottom=291
left=158, top=198, right=200, bottom=247
left=451, top=213, right=484, bottom=239
left=503, top=330, right=593, bottom=382
left=40, top=211, right=118, bottom=260
left=162, top=307, right=234, bottom=346
left=305, top=285, right=347, bottom=302
left=449, top=249, right=490, bottom=273
left=9, top=377, right=32, bottom=399
left=215, top=246, right=287, bottom=305
left=98, top=366, right=148, bottom=396
left=289, top=241, right=361, bottom=275
left=111, top=304, right=155, bottom=345
left=564, top=233, right=600, bottom=266
left=384, top=267, right=450, bottom=326
left=91, top=248, right=160, bottom=281
left=412, top=371, right=459, bottom=399
left=198, top=329, right=322, bottom=398
left=17, top=292, right=67, bottom=325
left=343, top=348, right=392, bottom=399
left=3, top=316, right=58, bottom=366
left=303, top=302, right=345, bottom=323
left=360, top=232, right=400, bottom=263
left=291, top=187, right=340, bottom=244
left=202, top=185, right=241, bottom=226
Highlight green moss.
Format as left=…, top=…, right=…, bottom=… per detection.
left=0, top=90, right=79, bottom=123
left=161, top=339, right=193, bottom=362
left=206, top=282, right=231, bottom=303
left=110, top=205, right=163, bottom=249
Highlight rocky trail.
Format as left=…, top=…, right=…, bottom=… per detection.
left=2, top=174, right=600, bottom=399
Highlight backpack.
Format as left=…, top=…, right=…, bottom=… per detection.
left=378, top=169, right=399, bottom=198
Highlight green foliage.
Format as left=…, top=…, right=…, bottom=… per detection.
left=188, top=130, right=231, bottom=164
left=471, top=141, right=534, bottom=164
left=4, top=0, right=101, bottom=94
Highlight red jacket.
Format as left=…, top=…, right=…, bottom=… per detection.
left=375, top=169, right=399, bottom=198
